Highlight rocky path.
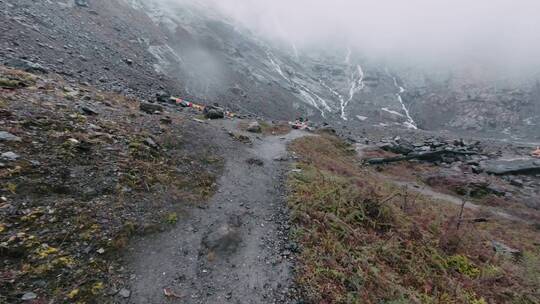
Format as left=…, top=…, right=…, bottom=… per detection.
left=125, top=121, right=303, bottom=304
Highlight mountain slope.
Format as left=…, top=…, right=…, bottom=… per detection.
left=1, top=0, right=538, bottom=137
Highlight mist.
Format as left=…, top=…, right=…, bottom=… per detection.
left=159, top=0, right=540, bottom=75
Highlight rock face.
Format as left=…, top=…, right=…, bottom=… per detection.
left=481, top=159, right=540, bottom=175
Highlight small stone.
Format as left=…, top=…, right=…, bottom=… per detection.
left=144, top=138, right=158, bottom=149
left=246, top=158, right=264, bottom=166
left=118, top=288, right=131, bottom=298
left=97, top=248, right=105, bottom=254
left=160, top=116, right=173, bottom=124
left=1, top=152, right=20, bottom=161
left=21, top=292, right=37, bottom=301
left=0, top=131, right=21, bottom=142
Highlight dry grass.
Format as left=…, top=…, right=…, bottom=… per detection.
left=288, top=136, right=540, bottom=304
left=0, top=67, right=222, bottom=303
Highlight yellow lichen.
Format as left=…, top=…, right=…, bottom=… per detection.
left=55, top=256, right=76, bottom=267
left=36, top=245, right=59, bottom=259
left=91, top=282, right=104, bottom=295
left=67, top=288, right=80, bottom=299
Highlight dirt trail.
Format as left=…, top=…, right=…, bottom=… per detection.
left=125, top=120, right=304, bottom=304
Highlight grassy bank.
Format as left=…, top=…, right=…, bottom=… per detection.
left=287, top=135, right=539, bottom=304
left=0, top=67, right=222, bottom=303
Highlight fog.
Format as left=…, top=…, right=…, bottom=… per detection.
left=158, top=0, right=540, bottom=74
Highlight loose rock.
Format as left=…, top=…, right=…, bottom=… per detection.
left=1, top=151, right=20, bottom=161
left=140, top=102, right=163, bottom=114
left=118, top=288, right=131, bottom=298
left=21, top=292, right=37, bottom=301
left=247, top=121, right=262, bottom=133
left=0, top=131, right=21, bottom=142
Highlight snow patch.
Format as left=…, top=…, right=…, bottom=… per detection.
left=356, top=115, right=368, bottom=121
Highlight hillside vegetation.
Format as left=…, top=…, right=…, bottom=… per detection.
left=288, top=135, right=540, bottom=304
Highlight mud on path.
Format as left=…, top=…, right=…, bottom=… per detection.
left=125, top=120, right=304, bottom=304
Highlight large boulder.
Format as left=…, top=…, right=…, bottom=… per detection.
left=0, top=131, right=21, bottom=142
left=155, top=91, right=170, bottom=103
left=246, top=121, right=262, bottom=133
left=6, top=59, right=48, bottom=74
left=480, top=159, right=540, bottom=175
left=204, top=106, right=225, bottom=119
left=139, top=102, right=163, bottom=114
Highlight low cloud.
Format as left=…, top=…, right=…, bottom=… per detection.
left=158, top=0, right=540, bottom=73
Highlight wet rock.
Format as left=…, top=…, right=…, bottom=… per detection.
left=203, top=223, right=242, bottom=255
left=75, top=0, right=89, bottom=7
left=230, top=87, right=245, bottom=96
left=139, top=102, right=163, bottom=114
left=81, top=105, right=98, bottom=115
left=160, top=116, right=173, bottom=124
left=6, top=59, right=48, bottom=74
left=228, top=132, right=251, bottom=144
left=144, top=137, right=158, bottom=149
left=246, top=158, right=264, bottom=166
left=204, top=106, right=225, bottom=119
left=247, top=121, right=262, bottom=133
left=492, top=240, right=521, bottom=258
left=509, top=178, right=524, bottom=187
left=155, top=91, right=170, bottom=103
left=21, top=292, right=37, bottom=301
left=1, top=152, right=20, bottom=161
left=318, top=126, right=336, bottom=134
left=481, top=159, right=540, bottom=175
left=0, top=131, right=21, bottom=142
left=118, top=288, right=131, bottom=298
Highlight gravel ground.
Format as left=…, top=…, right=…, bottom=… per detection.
left=125, top=120, right=305, bottom=304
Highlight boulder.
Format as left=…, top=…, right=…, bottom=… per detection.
left=6, top=59, right=48, bottom=74
left=81, top=105, right=98, bottom=115
left=204, top=106, right=225, bottom=119
left=155, top=91, right=170, bottom=103
left=74, top=0, right=89, bottom=7
left=139, top=102, right=163, bottom=114
left=0, top=131, right=21, bottom=142
left=480, top=159, right=540, bottom=175
left=246, top=121, right=262, bottom=133
left=1, top=152, right=20, bottom=161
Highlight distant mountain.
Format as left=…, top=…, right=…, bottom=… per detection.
left=2, top=0, right=538, bottom=141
